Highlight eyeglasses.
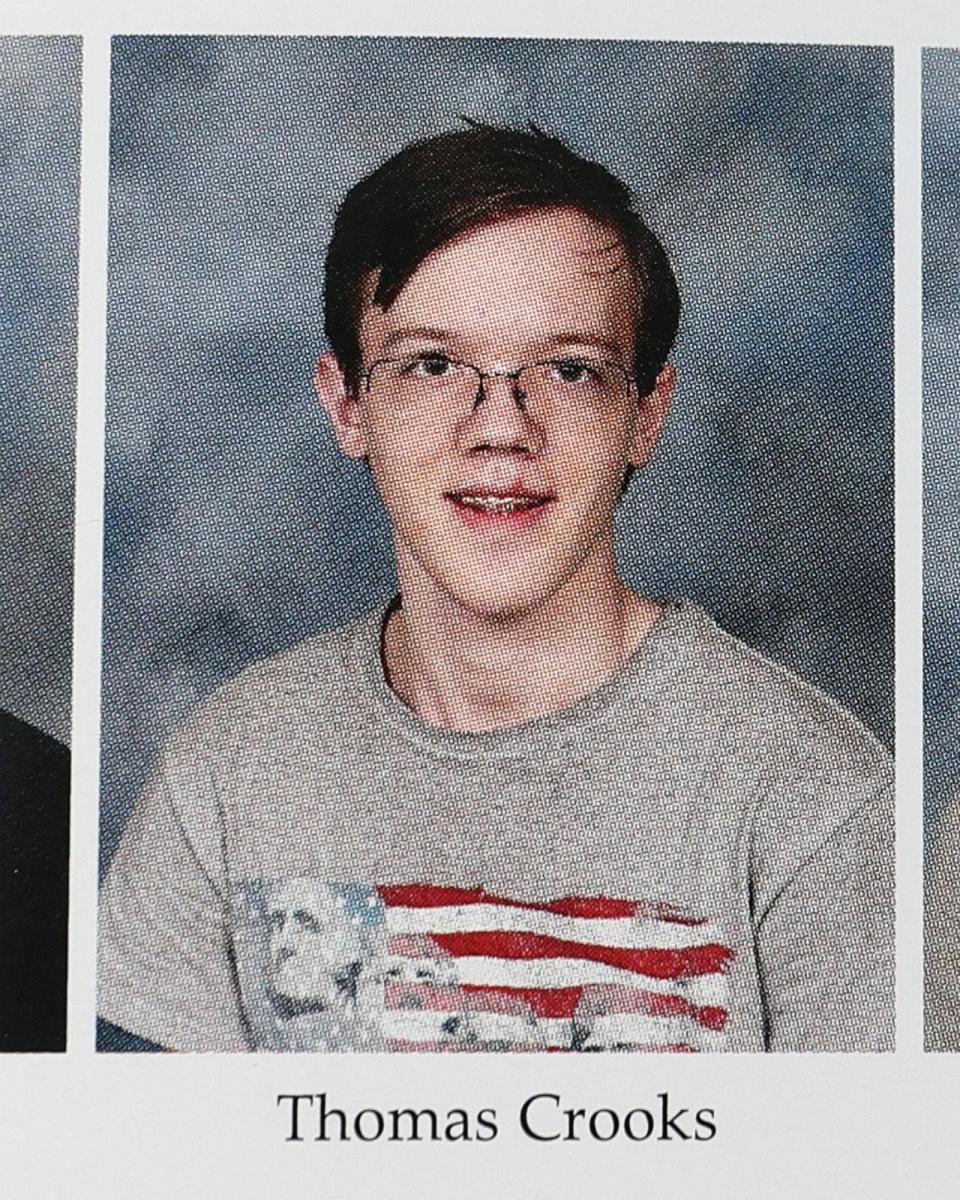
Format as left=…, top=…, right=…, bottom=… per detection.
left=361, top=353, right=636, bottom=420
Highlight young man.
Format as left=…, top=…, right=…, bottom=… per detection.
left=98, top=124, right=893, bottom=1054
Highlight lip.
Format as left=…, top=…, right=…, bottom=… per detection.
left=444, top=485, right=556, bottom=532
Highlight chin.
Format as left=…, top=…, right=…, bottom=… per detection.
left=440, top=569, right=567, bottom=622
left=276, top=969, right=330, bottom=1003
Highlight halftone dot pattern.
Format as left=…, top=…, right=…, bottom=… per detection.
left=923, top=48, right=960, bottom=1054
left=101, top=37, right=893, bottom=875
left=97, top=601, right=893, bottom=1053
left=0, top=37, right=81, bottom=743
left=924, top=48, right=960, bottom=839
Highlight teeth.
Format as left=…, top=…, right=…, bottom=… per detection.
left=456, top=495, right=540, bottom=513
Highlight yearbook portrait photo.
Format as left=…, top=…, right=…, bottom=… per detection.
left=0, top=35, right=80, bottom=1053
left=923, top=46, right=960, bottom=1052
left=97, top=36, right=894, bottom=1055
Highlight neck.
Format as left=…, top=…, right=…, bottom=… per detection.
left=383, top=541, right=661, bottom=732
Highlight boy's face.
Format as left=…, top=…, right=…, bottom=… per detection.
left=319, top=207, right=673, bottom=618
left=267, top=880, right=362, bottom=1004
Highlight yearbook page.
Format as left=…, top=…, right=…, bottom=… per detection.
left=0, top=1, right=953, bottom=1196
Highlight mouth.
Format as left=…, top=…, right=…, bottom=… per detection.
left=444, top=487, right=555, bottom=529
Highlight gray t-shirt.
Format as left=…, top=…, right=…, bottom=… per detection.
left=925, top=803, right=960, bottom=1050
left=98, top=599, right=894, bottom=1053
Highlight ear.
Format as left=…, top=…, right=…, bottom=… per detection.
left=627, top=362, right=676, bottom=468
left=313, top=352, right=369, bottom=459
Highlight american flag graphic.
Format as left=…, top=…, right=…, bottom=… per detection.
left=235, top=879, right=735, bottom=1053
left=377, top=885, right=734, bottom=1053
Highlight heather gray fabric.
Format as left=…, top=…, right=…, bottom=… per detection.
left=98, top=598, right=893, bottom=1053
left=925, top=804, right=960, bottom=1050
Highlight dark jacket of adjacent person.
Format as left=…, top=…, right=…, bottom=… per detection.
left=0, top=709, right=69, bottom=1051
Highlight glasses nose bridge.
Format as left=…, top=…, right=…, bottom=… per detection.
left=455, top=363, right=546, bottom=457
left=471, top=365, right=528, bottom=411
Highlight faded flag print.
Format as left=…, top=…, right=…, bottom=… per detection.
left=232, top=880, right=734, bottom=1052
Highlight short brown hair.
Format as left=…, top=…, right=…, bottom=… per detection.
left=324, top=122, right=680, bottom=399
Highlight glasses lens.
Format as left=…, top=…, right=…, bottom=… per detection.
left=365, top=356, right=629, bottom=416
left=520, top=360, right=628, bottom=411
left=367, top=357, right=478, bottom=410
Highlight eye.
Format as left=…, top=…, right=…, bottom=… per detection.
left=548, top=358, right=603, bottom=385
left=293, top=908, right=321, bottom=933
left=400, top=353, right=456, bottom=379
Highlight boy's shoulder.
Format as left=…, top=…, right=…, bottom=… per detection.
left=165, top=607, right=382, bottom=758
left=665, top=601, right=891, bottom=782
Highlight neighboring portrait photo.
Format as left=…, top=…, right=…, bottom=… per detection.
left=98, top=37, right=894, bottom=1054
left=0, top=36, right=81, bottom=1052
left=923, top=47, right=960, bottom=1052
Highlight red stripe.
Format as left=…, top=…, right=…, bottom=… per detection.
left=388, top=933, right=455, bottom=959
left=386, top=980, right=581, bottom=1018
left=393, top=930, right=733, bottom=979
left=657, top=909, right=709, bottom=928
left=573, top=984, right=728, bottom=1030
left=384, top=980, right=540, bottom=1016
left=377, top=884, right=706, bottom=925
left=461, top=985, right=582, bottom=1018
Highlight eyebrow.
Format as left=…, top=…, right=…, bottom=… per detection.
left=379, top=328, right=629, bottom=361
left=379, top=327, right=453, bottom=352
left=541, top=332, right=630, bottom=360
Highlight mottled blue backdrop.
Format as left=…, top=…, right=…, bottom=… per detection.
left=924, top=48, right=960, bottom=837
left=101, top=37, right=894, bottom=872
left=0, top=37, right=81, bottom=744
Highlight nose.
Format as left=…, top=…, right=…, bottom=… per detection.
left=456, top=371, right=545, bottom=457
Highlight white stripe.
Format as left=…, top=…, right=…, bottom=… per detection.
left=385, top=955, right=729, bottom=1005
left=385, top=903, right=718, bottom=949
left=382, top=1008, right=722, bottom=1050
left=583, top=1014, right=726, bottom=1051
